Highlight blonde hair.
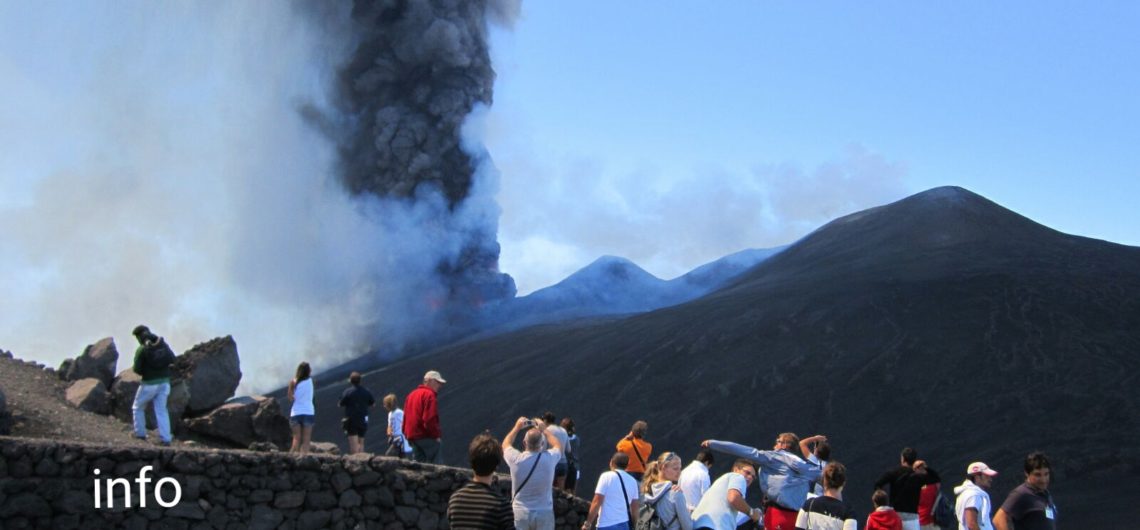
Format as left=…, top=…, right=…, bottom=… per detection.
left=640, top=451, right=681, bottom=494
left=383, top=393, right=398, bottom=412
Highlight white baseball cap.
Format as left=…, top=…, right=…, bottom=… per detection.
left=424, top=370, right=447, bottom=384
left=966, top=462, right=998, bottom=476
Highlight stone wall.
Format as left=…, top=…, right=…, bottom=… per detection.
left=0, top=438, right=589, bottom=530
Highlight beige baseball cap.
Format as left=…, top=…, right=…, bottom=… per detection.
left=966, top=462, right=998, bottom=476
left=424, top=370, right=447, bottom=384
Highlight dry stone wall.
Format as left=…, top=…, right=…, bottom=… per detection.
left=0, top=438, right=589, bottom=530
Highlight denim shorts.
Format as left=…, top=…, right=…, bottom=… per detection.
left=290, top=414, right=315, bottom=427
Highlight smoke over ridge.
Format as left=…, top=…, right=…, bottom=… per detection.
left=0, top=0, right=518, bottom=391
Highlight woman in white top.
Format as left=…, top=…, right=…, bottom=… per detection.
left=383, top=393, right=413, bottom=458
left=640, top=452, right=693, bottom=530
left=287, top=362, right=315, bottom=454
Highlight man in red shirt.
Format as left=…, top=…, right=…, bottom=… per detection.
left=405, top=370, right=446, bottom=463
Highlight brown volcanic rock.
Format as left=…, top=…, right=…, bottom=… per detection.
left=173, top=336, right=242, bottom=414
left=59, top=337, right=118, bottom=388
left=250, top=396, right=292, bottom=448
left=309, top=187, right=1140, bottom=528
left=64, top=378, right=110, bottom=415
left=185, top=401, right=257, bottom=446
left=185, top=395, right=290, bottom=448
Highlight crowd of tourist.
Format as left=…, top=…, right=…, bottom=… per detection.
left=272, top=366, right=1057, bottom=530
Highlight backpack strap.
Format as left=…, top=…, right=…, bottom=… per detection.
left=512, top=452, right=543, bottom=499
left=616, top=471, right=633, bottom=524
left=631, top=441, right=647, bottom=469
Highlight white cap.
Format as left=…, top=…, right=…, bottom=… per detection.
left=966, top=462, right=997, bottom=476
left=424, top=370, right=447, bottom=384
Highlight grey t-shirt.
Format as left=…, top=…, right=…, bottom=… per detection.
left=505, top=446, right=561, bottom=512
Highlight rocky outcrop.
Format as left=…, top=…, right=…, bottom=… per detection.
left=184, top=396, right=291, bottom=448
left=64, top=378, right=110, bottom=415
left=57, top=337, right=118, bottom=388
left=0, top=437, right=590, bottom=529
left=109, top=370, right=190, bottom=430
left=172, top=336, right=242, bottom=414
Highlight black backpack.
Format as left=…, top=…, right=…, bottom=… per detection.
left=933, top=489, right=957, bottom=528
left=148, top=340, right=175, bottom=370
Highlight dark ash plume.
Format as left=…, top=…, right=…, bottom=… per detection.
left=306, top=0, right=519, bottom=336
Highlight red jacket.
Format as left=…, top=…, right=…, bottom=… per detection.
left=917, top=482, right=940, bottom=525
left=866, top=508, right=903, bottom=530
left=403, top=384, right=440, bottom=440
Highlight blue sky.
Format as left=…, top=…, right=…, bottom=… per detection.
left=486, top=1, right=1140, bottom=292
left=1, top=1, right=1137, bottom=383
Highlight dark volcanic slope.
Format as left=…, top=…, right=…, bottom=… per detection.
left=313, top=187, right=1140, bottom=526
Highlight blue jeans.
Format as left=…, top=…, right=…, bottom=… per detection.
left=133, top=382, right=171, bottom=443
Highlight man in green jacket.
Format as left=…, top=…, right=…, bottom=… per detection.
left=131, top=324, right=174, bottom=445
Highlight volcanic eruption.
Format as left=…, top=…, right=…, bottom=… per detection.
left=305, top=0, right=519, bottom=338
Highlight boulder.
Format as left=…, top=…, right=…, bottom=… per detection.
left=251, top=396, right=293, bottom=449
left=65, top=378, right=110, bottom=415
left=59, top=337, right=118, bottom=387
left=184, top=395, right=291, bottom=448
left=0, top=385, right=10, bottom=435
left=172, top=336, right=242, bottom=414
left=185, top=401, right=256, bottom=447
left=109, top=369, right=190, bottom=430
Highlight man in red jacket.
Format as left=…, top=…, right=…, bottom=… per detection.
left=405, top=370, right=447, bottom=463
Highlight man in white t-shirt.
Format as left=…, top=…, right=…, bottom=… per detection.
left=679, top=449, right=715, bottom=512
left=691, top=459, right=762, bottom=530
left=954, top=461, right=997, bottom=530
left=582, top=452, right=640, bottom=530
left=503, top=416, right=563, bottom=530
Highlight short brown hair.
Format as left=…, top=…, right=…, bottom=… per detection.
left=610, top=452, right=630, bottom=470
left=631, top=421, right=648, bottom=438
left=349, top=371, right=362, bottom=386
left=732, top=459, right=756, bottom=475
left=872, top=489, right=889, bottom=507
left=822, top=462, right=846, bottom=489
left=468, top=433, right=502, bottom=476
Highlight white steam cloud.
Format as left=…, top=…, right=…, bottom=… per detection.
left=0, top=2, right=506, bottom=391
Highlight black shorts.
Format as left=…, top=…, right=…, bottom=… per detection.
left=342, top=418, right=368, bottom=436
left=554, top=462, right=568, bottom=478
left=565, top=462, right=578, bottom=489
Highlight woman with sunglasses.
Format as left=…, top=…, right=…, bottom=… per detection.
left=640, top=452, right=693, bottom=530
